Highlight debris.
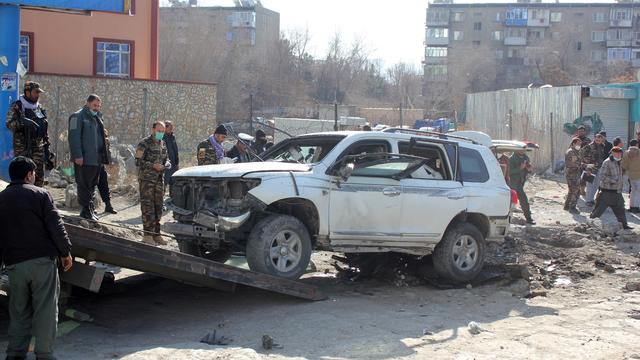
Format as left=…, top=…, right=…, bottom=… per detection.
left=554, top=277, right=572, bottom=286
left=594, top=259, right=615, bottom=273
left=466, top=284, right=472, bottom=290
left=262, top=335, right=282, bottom=350
left=422, top=329, right=434, bottom=336
left=629, top=310, right=640, bottom=320
left=200, top=330, right=231, bottom=346
left=604, top=264, right=616, bottom=273
left=526, top=289, right=548, bottom=298
left=64, top=309, right=93, bottom=323
left=626, top=282, right=640, bottom=292
left=467, top=321, right=484, bottom=335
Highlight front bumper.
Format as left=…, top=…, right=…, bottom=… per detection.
left=164, top=200, right=251, bottom=236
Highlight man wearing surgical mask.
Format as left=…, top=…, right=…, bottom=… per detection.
left=590, top=147, right=632, bottom=229
left=68, top=94, right=109, bottom=220
left=564, top=138, right=582, bottom=214
left=135, top=121, right=171, bottom=246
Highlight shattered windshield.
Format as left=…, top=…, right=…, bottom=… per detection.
left=261, top=136, right=346, bottom=164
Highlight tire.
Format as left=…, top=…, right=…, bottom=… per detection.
left=177, top=237, right=232, bottom=263
left=432, top=223, right=486, bottom=283
left=246, top=215, right=312, bottom=280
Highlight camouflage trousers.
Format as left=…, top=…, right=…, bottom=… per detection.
left=564, top=171, right=581, bottom=209
left=139, top=179, right=164, bottom=234
left=14, top=143, right=45, bottom=187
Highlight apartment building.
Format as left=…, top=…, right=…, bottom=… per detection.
left=424, top=2, right=640, bottom=110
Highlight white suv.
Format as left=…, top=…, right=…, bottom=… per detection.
left=164, top=130, right=512, bottom=283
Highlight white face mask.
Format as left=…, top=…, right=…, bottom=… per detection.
left=574, top=145, right=581, bottom=151
left=614, top=157, right=622, bottom=162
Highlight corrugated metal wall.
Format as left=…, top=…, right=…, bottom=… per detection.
left=465, top=86, right=583, bottom=170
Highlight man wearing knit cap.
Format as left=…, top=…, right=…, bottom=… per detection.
left=196, top=124, right=227, bottom=166
left=590, top=146, right=633, bottom=230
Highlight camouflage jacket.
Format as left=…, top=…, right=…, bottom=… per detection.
left=578, top=136, right=591, bottom=148
left=135, top=135, right=169, bottom=183
left=564, top=148, right=582, bottom=174
left=580, top=142, right=605, bottom=172
left=6, top=98, right=48, bottom=153
left=197, top=138, right=222, bottom=166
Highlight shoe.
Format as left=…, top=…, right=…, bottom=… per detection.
left=142, top=235, right=156, bottom=245
left=586, top=201, right=595, bottom=207
left=568, top=207, right=580, bottom=214
left=153, top=235, right=168, bottom=245
left=104, top=204, right=118, bottom=214
left=526, top=219, right=536, bottom=225
left=80, top=207, right=98, bottom=221
left=623, top=224, right=633, bottom=230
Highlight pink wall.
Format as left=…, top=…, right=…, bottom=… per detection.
left=20, top=0, right=158, bottom=79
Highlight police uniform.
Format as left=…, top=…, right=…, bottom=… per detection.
left=508, top=153, right=534, bottom=223
left=5, top=82, right=49, bottom=187
left=564, top=147, right=582, bottom=212
left=135, top=135, right=169, bottom=244
left=580, top=141, right=606, bottom=204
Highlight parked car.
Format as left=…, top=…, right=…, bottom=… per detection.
left=164, top=129, right=513, bottom=283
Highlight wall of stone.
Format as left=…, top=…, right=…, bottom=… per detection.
left=24, top=73, right=217, bottom=164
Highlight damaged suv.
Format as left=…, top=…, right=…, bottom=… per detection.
left=164, top=130, right=512, bottom=282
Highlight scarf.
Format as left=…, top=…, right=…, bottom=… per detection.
left=208, top=135, right=225, bottom=161
left=19, top=95, right=39, bottom=110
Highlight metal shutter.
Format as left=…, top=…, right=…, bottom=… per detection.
left=582, top=97, right=630, bottom=143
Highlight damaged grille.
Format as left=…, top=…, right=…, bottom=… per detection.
left=171, top=178, right=261, bottom=219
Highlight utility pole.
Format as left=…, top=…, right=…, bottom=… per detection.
left=249, top=93, right=254, bottom=135
left=334, top=102, right=339, bottom=131
left=399, top=102, right=403, bottom=129
left=550, top=112, right=554, bottom=172
left=508, top=109, right=513, bottom=140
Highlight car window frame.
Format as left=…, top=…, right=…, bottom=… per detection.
left=397, top=140, right=454, bottom=181
left=459, top=146, right=490, bottom=183
left=326, top=139, right=393, bottom=176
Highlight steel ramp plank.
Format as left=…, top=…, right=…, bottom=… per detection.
left=64, top=224, right=326, bottom=301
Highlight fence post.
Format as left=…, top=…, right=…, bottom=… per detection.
left=550, top=112, right=554, bottom=173
left=508, top=109, right=513, bottom=140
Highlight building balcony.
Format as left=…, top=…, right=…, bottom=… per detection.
left=426, top=37, right=449, bottom=46
left=426, top=18, right=449, bottom=26
left=426, top=9, right=450, bottom=27
left=423, top=56, right=448, bottom=64
left=607, top=39, right=632, bottom=47
left=610, top=19, right=632, bottom=27
left=504, top=37, right=527, bottom=46
left=505, top=19, right=527, bottom=26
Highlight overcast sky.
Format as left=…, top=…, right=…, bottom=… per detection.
left=161, top=0, right=616, bottom=69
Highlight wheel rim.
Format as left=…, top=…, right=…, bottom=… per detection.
left=452, top=235, right=479, bottom=271
left=269, top=230, right=303, bottom=273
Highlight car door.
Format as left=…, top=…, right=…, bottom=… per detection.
left=328, top=140, right=403, bottom=245
left=398, top=139, right=467, bottom=243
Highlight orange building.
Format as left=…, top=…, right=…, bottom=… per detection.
left=19, top=0, right=159, bottom=79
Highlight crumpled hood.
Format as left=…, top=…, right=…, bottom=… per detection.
left=628, top=147, right=640, bottom=158
left=173, top=162, right=312, bottom=178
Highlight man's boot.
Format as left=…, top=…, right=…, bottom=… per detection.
left=153, top=235, right=168, bottom=245
left=623, top=223, right=634, bottom=230
left=104, top=202, right=118, bottom=214
left=568, top=207, right=580, bottom=215
left=80, top=207, right=97, bottom=221
left=142, top=235, right=155, bottom=245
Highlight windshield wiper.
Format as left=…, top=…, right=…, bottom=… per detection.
left=392, top=159, right=429, bottom=181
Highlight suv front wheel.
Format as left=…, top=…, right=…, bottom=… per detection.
left=246, top=215, right=312, bottom=280
left=433, top=223, right=486, bottom=283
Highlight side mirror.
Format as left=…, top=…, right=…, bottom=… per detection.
left=338, top=162, right=355, bottom=182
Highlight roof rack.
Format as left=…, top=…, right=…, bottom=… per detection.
left=381, top=128, right=477, bottom=144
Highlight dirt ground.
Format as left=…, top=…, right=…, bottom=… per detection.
left=2, top=176, right=640, bottom=359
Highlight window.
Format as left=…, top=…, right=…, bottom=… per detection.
left=398, top=142, right=450, bottom=180
left=493, top=31, right=503, bottom=41
left=634, top=50, right=640, bottom=60
left=19, top=33, right=33, bottom=72
left=574, top=12, right=584, bottom=17
left=550, top=12, right=562, bottom=22
left=495, top=12, right=501, bottom=22
left=592, top=31, right=605, bottom=42
left=528, top=29, right=544, bottom=40
left=507, top=28, right=525, bottom=38
left=426, top=28, right=449, bottom=38
left=472, top=40, right=481, bottom=47
left=473, top=22, right=482, bottom=31
left=453, top=31, right=464, bottom=41
left=577, top=41, right=582, bottom=51
left=508, top=48, right=524, bottom=58
left=453, top=12, right=464, bottom=22
left=506, top=8, right=527, bottom=21
left=612, top=9, right=631, bottom=21
left=608, top=29, right=631, bottom=41
left=459, top=148, right=489, bottom=183
left=495, top=50, right=504, bottom=59
left=608, top=48, right=631, bottom=61
left=266, top=136, right=345, bottom=164
left=426, top=47, right=448, bottom=57
left=593, top=12, right=606, bottom=22
left=591, top=50, right=605, bottom=62
left=95, top=40, right=132, bottom=78
left=427, top=9, right=449, bottom=23
left=425, top=64, right=448, bottom=81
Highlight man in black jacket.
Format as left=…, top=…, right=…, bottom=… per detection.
left=163, top=121, right=179, bottom=196
left=68, top=94, right=109, bottom=220
left=0, top=156, right=73, bottom=360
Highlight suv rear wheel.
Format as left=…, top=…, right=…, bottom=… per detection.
left=246, top=215, right=312, bottom=280
left=433, top=223, right=486, bottom=283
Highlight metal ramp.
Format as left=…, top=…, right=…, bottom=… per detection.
left=64, top=224, right=326, bottom=301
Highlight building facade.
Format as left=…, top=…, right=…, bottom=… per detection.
left=20, top=0, right=159, bottom=79
left=424, top=2, right=640, bottom=110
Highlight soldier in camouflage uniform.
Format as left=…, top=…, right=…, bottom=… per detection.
left=5, top=82, right=49, bottom=187
left=564, top=138, right=583, bottom=214
left=135, top=121, right=171, bottom=246
left=580, top=133, right=606, bottom=206
left=197, top=124, right=227, bottom=165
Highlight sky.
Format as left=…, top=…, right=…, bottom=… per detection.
left=162, top=0, right=616, bottom=69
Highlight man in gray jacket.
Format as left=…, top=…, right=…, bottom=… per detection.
left=68, top=94, right=109, bottom=220
left=590, top=147, right=632, bottom=229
